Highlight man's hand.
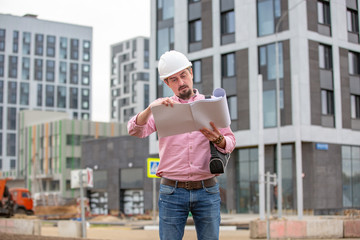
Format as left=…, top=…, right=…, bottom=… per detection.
left=149, top=97, right=177, bottom=109
left=136, top=98, right=177, bottom=125
left=199, top=122, right=226, bottom=149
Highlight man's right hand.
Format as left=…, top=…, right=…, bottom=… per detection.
left=149, top=97, right=177, bottom=109
left=136, top=98, right=177, bottom=125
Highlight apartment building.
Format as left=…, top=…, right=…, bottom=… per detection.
left=110, top=37, right=150, bottom=123
left=0, top=14, right=92, bottom=177
left=150, top=0, right=360, bottom=215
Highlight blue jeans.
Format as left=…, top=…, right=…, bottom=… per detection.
left=158, top=182, right=221, bottom=240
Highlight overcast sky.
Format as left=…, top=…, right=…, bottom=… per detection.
left=1, top=0, right=151, bottom=122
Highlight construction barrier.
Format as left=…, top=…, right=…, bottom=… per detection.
left=250, top=218, right=360, bottom=239
left=0, top=218, right=41, bottom=235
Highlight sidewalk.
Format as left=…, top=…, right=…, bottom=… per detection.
left=39, top=214, right=360, bottom=240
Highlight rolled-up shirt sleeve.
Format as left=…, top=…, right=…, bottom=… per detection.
left=216, top=126, right=236, bottom=154
left=127, top=113, right=157, bottom=138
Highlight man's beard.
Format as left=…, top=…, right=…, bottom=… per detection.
left=177, top=87, right=192, bottom=100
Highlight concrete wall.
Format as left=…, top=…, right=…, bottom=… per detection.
left=81, top=136, right=151, bottom=212
left=250, top=218, right=360, bottom=239
left=302, top=142, right=343, bottom=212
left=0, top=219, right=41, bottom=235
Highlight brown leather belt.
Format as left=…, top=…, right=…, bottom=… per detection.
left=160, top=177, right=217, bottom=190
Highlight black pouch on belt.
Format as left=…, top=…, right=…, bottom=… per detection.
left=209, top=141, right=230, bottom=174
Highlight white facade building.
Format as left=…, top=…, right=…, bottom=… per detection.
left=110, top=37, right=150, bottom=123
left=0, top=14, right=92, bottom=177
left=150, top=0, right=360, bottom=215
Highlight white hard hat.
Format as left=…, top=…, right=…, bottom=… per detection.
left=158, top=50, right=192, bottom=80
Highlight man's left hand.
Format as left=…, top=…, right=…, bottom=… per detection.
left=199, top=122, right=226, bottom=149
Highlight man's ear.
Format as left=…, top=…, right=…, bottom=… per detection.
left=164, top=79, right=170, bottom=86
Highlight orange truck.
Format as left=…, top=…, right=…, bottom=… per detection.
left=0, top=179, right=33, bottom=217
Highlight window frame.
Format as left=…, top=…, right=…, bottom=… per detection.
left=189, top=19, right=202, bottom=43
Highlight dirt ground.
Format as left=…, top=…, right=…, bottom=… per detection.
left=41, top=225, right=251, bottom=240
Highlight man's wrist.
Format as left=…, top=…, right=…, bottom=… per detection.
left=211, top=135, right=224, bottom=145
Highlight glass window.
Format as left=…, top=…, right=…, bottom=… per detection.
left=157, top=27, right=174, bottom=59
left=222, top=53, right=235, bottom=77
left=22, top=57, right=30, bottom=80
left=46, top=60, right=55, bottom=82
left=23, top=32, right=31, bottom=55
left=81, top=89, right=90, bottom=110
left=189, top=19, right=202, bottom=43
left=70, top=87, right=78, bottom=109
left=70, top=39, right=79, bottom=60
left=60, top=37, right=67, bottom=59
left=157, top=0, right=174, bottom=20
left=0, top=29, right=5, bottom=51
left=0, top=55, right=4, bottom=77
left=57, top=86, right=66, bottom=108
left=193, top=60, right=202, bottom=83
left=318, top=0, right=331, bottom=25
left=50, top=181, right=60, bottom=191
left=45, top=85, right=55, bottom=107
left=59, top=62, right=67, bottom=83
left=37, top=84, right=43, bottom=106
left=0, top=80, right=3, bottom=103
left=280, top=144, right=293, bottom=210
left=8, top=56, right=18, bottom=78
left=0, top=107, right=2, bottom=130
left=81, top=113, right=89, bottom=120
left=228, top=96, right=237, bottom=120
left=347, top=9, right=359, bottom=33
left=35, top=34, right=44, bottom=56
left=7, top=108, right=16, bottom=130
left=257, top=0, right=281, bottom=36
left=221, top=10, right=235, bottom=35
left=82, top=64, right=90, bottom=85
left=351, top=95, right=360, bottom=119
left=237, top=148, right=259, bottom=213
left=66, top=157, right=81, bottom=169
left=34, top=59, right=43, bottom=80
left=8, top=81, right=17, bottom=104
left=83, top=40, right=91, bottom=61
left=46, top=35, right=56, bottom=57
left=321, top=89, right=334, bottom=115
left=70, top=63, right=78, bottom=84
left=349, top=51, right=360, bottom=75
left=20, top=82, right=29, bottom=105
left=342, top=146, right=360, bottom=207
left=10, top=159, right=16, bottom=169
left=263, top=90, right=277, bottom=127
left=319, top=44, right=332, bottom=69
left=66, top=135, right=82, bottom=145
left=13, top=31, right=19, bottom=53
left=7, top=134, right=16, bottom=156
left=259, top=43, right=284, bottom=81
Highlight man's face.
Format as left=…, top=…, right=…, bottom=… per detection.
left=165, top=68, right=194, bottom=100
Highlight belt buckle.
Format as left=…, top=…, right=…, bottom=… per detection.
left=185, top=181, right=194, bottom=190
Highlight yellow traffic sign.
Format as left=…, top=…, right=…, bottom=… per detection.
left=147, top=158, right=160, bottom=178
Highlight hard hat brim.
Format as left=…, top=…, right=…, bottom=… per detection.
left=159, top=62, right=192, bottom=80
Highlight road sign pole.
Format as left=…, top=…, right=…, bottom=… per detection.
left=147, top=158, right=160, bottom=226
left=153, top=178, right=156, bottom=225
left=79, top=170, right=86, bottom=238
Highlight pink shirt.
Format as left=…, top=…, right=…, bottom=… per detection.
left=127, top=91, right=236, bottom=181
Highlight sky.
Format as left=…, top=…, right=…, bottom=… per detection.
left=0, top=0, right=151, bottom=122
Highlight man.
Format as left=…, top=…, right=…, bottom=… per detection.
left=128, top=50, right=235, bottom=240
